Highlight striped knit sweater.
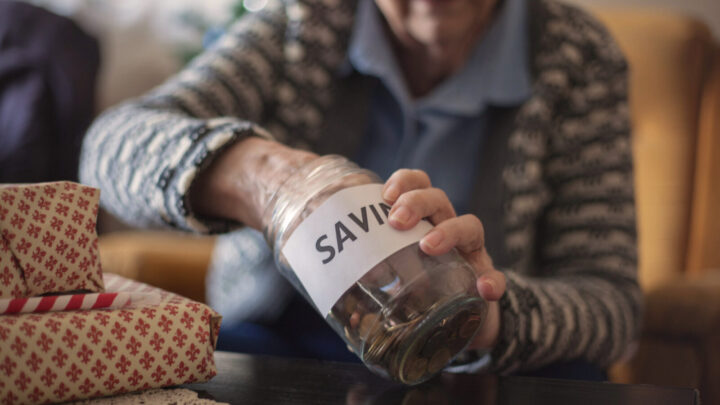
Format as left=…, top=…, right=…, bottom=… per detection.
left=80, top=0, right=641, bottom=374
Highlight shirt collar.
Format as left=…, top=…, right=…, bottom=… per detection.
left=345, top=0, right=531, bottom=116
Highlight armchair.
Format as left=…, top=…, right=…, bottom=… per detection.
left=593, top=9, right=720, bottom=403
left=98, top=7, right=720, bottom=403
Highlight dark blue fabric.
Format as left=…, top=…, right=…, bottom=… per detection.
left=0, top=1, right=99, bottom=183
left=217, top=293, right=606, bottom=381
left=217, top=292, right=360, bottom=363
left=216, top=321, right=300, bottom=358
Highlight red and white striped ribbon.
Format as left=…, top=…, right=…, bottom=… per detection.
left=0, top=291, right=160, bottom=315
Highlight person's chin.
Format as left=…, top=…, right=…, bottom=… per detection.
left=411, top=0, right=467, bottom=15
left=410, top=22, right=464, bottom=46
left=408, top=1, right=471, bottom=36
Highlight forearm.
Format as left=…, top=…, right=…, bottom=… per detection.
left=490, top=269, right=641, bottom=374
left=189, top=137, right=316, bottom=230
left=79, top=3, right=290, bottom=232
left=79, top=104, right=266, bottom=232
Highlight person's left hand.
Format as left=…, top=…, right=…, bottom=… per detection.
left=382, top=169, right=505, bottom=350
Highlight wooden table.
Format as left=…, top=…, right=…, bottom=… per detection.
left=183, top=351, right=699, bottom=405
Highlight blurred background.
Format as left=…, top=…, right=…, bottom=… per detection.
left=571, top=0, right=720, bottom=35
left=16, top=0, right=717, bottom=111
left=2, top=0, right=720, bottom=403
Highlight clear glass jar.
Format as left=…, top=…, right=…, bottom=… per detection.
left=263, top=155, right=487, bottom=384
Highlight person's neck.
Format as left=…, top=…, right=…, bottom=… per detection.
left=392, top=34, right=481, bottom=99
left=387, top=7, right=499, bottom=99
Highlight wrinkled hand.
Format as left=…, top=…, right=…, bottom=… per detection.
left=190, top=137, right=317, bottom=230
left=382, top=169, right=505, bottom=350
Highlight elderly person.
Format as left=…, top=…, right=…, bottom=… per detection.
left=80, top=0, right=640, bottom=377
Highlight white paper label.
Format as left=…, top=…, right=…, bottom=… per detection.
left=281, top=184, right=433, bottom=315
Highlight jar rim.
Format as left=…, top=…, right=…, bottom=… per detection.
left=261, top=155, right=379, bottom=250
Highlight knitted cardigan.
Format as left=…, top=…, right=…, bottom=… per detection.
left=80, top=0, right=641, bottom=374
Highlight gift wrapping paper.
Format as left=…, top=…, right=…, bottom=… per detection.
left=0, top=182, right=104, bottom=298
left=0, top=273, right=222, bottom=404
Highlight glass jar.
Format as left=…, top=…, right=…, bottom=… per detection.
left=263, top=155, right=487, bottom=384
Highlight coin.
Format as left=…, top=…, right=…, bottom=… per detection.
left=359, top=313, right=379, bottom=338
left=385, top=315, right=421, bottom=333
left=420, top=329, right=448, bottom=358
left=446, top=333, right=468, bottom=355
left=363, top=329, right=394, bottom=364
left=449, top=309, right=469, bottom=329
left=390, top=294, right=422, bottom=323
left=459, top=318, right=481, bottom=339
left=403, top=356, right=428, bottom=384
left=427, top=348, right=451, bottom=374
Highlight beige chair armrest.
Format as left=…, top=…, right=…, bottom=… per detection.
left=98, top=231, right=215, bottom=303
left=643, top=270, right=720, bottom=338
left=611, top=271, right=720, bottom=404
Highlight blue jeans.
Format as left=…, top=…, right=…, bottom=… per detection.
left=217, top=293, right=360, bottom=363
left=217, top=294, right=606, bottom=381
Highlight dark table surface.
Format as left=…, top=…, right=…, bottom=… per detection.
left=183, top=351, right=699, bottom=405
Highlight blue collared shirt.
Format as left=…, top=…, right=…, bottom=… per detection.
left=349, top=0, right=531, bottom=215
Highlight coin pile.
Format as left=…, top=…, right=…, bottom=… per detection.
left=326, top=244, right=487, bottom=384
left=366, top=302, right=483, bottom=384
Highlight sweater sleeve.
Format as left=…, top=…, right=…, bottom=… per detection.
left=79, top=1, right=286, bottom=233
left=488, top=5, right=641, bottom=374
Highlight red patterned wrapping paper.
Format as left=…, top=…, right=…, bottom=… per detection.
left=0, top=273, right=222, bottom=404
left=0, top=182, right=104, bottom=298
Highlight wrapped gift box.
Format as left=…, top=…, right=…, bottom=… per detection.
left=0, top=182, right=104, bottom=298
left=0, top=273, right=222, bottom=404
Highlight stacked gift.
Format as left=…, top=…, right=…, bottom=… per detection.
left=0, top=182, right=222, bottom=404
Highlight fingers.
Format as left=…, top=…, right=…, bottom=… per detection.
left=381, top=169, right=505, bottom=303
left=418, top=215, right=505, bottom=302
left=388, top=188, right=456, bottom=230
left=382, top=169, right=432, bottom=203
left=419, top=214, right=484, bottom=255
left=477, top=274, right=506, bottom=302
left=383, top=169, right=453, bottom=230
left=472, top=254, right=506, bottom=302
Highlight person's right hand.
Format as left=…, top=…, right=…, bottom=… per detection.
left=190, top=137, right=317, bottom=230
left=382, top=169, right=506, bottom=350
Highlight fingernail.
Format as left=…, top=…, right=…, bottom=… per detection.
left=421, top=230, right=443, bottom=249
left=383, top=185, right=399, bottom=202
left=482, top=278, right=496, bottom=295
left=390, top=206, right=411, bottom=225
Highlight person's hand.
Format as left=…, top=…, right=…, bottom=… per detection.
left=382, top=169, right=505, bottom=350
left=190, top=137, right=317, bottom=230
